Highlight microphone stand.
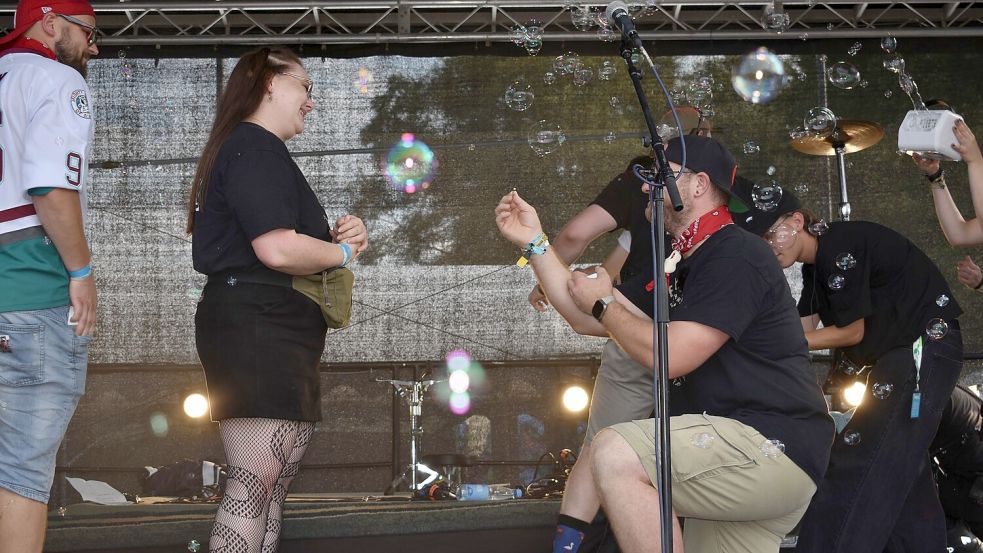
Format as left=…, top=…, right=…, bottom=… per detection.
left=619, top=37, right=682, bottom=553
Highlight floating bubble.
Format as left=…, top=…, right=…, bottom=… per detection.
left=657, top=123, right=676, bottom=140
left=926, top=318, right=949, bottom=340
left=731, top=47, right=787, bottom=105
left=799, top=33, right=809, bottom=41
left=752, top=181, right=783, bottom=212
left=571, top=5, right=595, bottom=31
left=767, top=223, right=797, bottom=251
left=789, top=126, right=809, bottom=140
left=596, top=26, right=618, bottom=42
left=872, top=383, right=894, bottom=400
left=509, top=25, right=526, bottom=45
left=848, top=42, right=862, bottom=56
left=826, top=22, right=834, bottom=31
left=504, top=80, right=534, bottom=112
left=743, top=140, right=761, bottom=155
left=604, top=132, right=617, bottom=144
left=58, top=506, right=67, bottom=517
left=599, top=60, right=618, bottom=80
left=884, top=90, right=893, bottom=98
left=804, top=107, right=837, bottom=136
left=761, top=439, right=786, bottom=459
left=766, top=165, right=777, bottom=176
left=828, top=274, right=846, bottom=290
left=528, top=121, right=566, bottom=157
left=353, top=67, right=373, bottom=95
left=881, top=36, right=898, bottom=54
left=523, top=20, right=544, bottom=55
left=699, top=105, right=716, bottom=118
left=149, top=411, right=169, bottom=437
left=687, top=84, right=712, bottom=106
left=187, top=540, right=201, bottom=553
left=763, top=3, right=790, bottom=32
left=556, top=158, right=581, bottom=179
left=609, top=96, right=621, bottom=109
left=690, top=432, right=715, bottom=449
left=120, top=63, right=133, bottom=78
left=544, top=71, right=557, bottom=85
left=385, top=133, right=437, bottom=194
left=449, top=392, right=471, bottom=415
left=859, top=79, right=869, bottom=88
left=553, top=52, right=576, bottom=74
left=573, top=65, right=594, bottom=87
left=118, top=50, right=127, bottom=59
left=883, top=53, right=905, bottom=74
left=468, top=143, right=476, bottom=151
left=935, top=294, right=950, bottom=307
left=843, top=430, right=862, bottom=445
left=835, top=252, right=857, bottom=270
left=826, top=61, right=862, bottom=89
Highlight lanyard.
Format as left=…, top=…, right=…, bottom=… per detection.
left=911, top=337, right=923, bottom=419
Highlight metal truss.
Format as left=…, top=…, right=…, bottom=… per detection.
left=1, top=1, right=981, bottom=47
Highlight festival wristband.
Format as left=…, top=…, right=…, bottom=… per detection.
left=337, top=243, right=353, bottom=267
left=516, top=232, right=549, bottom=267
left=68, top=263, right=93, bottom=280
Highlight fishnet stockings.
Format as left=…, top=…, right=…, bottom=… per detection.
left=209, top=418, right=314, bottom=553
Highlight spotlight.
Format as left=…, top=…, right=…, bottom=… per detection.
left=183, top=393, right=209, bottom=418
left=562, top=385, right=590, bottom=413
left=448, top=369, right=470, bottom=394
left=843, top=382, right=866, bottom=408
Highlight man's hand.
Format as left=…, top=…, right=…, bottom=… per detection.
left=957, top=255, right=983, bottom=290
left=567, top=267, right=615, bottom=315
left=912, top=153, right=940, bottom=176
left=334, top=215, right=369, bottom=253
left=69, top=275, right=97, bottom=336
left=528, top=284, right=550, bottom=312
left=495, top=191, right=543, bottom=248
left=953, top=119, right=982, bottom=165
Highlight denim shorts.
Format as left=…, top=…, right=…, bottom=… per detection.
left=0, top=305, right=90, bottom=503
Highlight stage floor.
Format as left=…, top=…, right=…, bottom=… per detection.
left=45, top=493, right=560, bottom=553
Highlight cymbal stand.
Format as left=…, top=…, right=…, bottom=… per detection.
left=378, top=377, right=441, bottom=493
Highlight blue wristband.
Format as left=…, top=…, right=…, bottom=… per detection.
left=68, top=263, right=93, bottom=280
left=338, top=243, right=353, bottom=267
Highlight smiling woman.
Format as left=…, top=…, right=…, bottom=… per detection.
left=187, top=46, right=368, bottom=553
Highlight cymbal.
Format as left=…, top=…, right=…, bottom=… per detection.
left=790, top=120, right=885, bottom=156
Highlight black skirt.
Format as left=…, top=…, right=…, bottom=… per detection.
left=195, top=280, right=327, bottom=421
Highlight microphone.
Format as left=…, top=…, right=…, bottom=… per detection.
left=605, top=1, right=642, bottom=47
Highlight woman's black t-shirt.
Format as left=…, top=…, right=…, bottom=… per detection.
left=798, top=221, right=962, bottom=366
left=192, top=122, right=331, bottom=275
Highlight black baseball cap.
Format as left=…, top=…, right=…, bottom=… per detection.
left=664, top=135, right=746, bottom=212
left=731, top=176, right=803, bottom=236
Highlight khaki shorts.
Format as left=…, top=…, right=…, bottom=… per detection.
left=584, top=340, right=653, bottom=445
left=610, top=414, right=817, bottom=553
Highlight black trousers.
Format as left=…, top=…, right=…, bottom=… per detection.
left=796, top=321, right=963, bottom=553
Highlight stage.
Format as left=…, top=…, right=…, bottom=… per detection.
left=45, top=494, right=560, bottom=553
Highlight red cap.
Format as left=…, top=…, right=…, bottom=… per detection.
left=0, top=0, right=95, bottom=52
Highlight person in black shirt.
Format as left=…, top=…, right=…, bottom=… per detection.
left=933, top=385, right=983, bottom=550
left=496, top=135, right=833, bottom=553
left=733, top=182, right=963, bottom=553
left=186, top=47, right=368, bottom=552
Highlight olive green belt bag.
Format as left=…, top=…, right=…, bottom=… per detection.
left=292, top=268, right=355, bottom=328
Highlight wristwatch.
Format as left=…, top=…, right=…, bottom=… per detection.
left=592, top=295, right=616, bottom=322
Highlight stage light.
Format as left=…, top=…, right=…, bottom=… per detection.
left=562, top=385, right=590, bottom=413
left=843, top=382, right=866, bottom=408
left=183, top=393, right=209, bottom=418
left=448, top=369, right=470, bottom=394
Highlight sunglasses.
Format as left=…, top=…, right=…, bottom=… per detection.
left=57, top=14, right=99, bottom=46
left=278, top=71, right=314, bottom=99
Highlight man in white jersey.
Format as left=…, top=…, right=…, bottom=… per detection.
left=0, top=1, right=98, bottom=551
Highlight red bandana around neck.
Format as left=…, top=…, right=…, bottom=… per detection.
left=5, top=37, right=56, bottom=60
left=670, top=205, right=733, bottom=255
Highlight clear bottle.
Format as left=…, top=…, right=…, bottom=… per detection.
left=456, top=483, right=523, bottom=501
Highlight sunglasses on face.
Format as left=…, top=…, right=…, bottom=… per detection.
left=57, top=14, right=99, bottom=46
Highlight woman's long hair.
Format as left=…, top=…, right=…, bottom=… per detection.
left=186, top=47, right=302, bottom=233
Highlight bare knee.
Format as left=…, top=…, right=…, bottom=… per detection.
left=590, top=429, right=650, bottom=487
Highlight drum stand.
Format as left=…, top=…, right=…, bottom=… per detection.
left=379, top=377, right=441, bottom=493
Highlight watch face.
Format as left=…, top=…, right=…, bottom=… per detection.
left=592, top=299, right=606, bottom=320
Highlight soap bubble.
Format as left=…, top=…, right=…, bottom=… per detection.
left=690, top=432, right=716, bottom=449
left=843, top=430, right=862, bottom=445
left=353, top=67, right=374, bottom=94
left=835, top=252, right=857, bottom=270
left=504, top=80, right=534, bottom=111
left=828, top=274, right=846, bottom=290
left=826, top=61, right=862, bottom=89
left=599, top=60, right=618, bottom=80
left=795, top=183, right=809, bottom=194
left=881, top=36, right=898, bottom=54
left=884, top=90, right=893, bottom=98
left=543, top=71, right=557, bottom=85
left=571, top=5, right=595, bottom=31
left=528, top=121, right=566, bottom=157
left=766, top=165, right=777, bottom=176
left=883, top=53, right=905, bottom=74
left=573, top=65, right=594, bottom=86
left=936, top=294, right=950, bottom=307
left=872, top=383, right=894, bottom=400
left=848, top=41, right=862, bottom=56
left=804, top=107, right=837, bottom=136
left=763, top=3, right=790, bottom=32
left=731, top=47, right=787, bottom=104
left=385, top=133, right=437, bottom=194
left=604, top=132, right=617, bottom=144
left=926, top=318, right=949, bottom=340
left=760, top=439, right=786, bottom=459
left=743, top=140, right=761, bottom=155
left=554, top=52, right=580, bottom=75
left=187, top=540, right=201, bottom=552
left=752, top=181, right=783, bottom=212
left=809, top=219, right=829, bottom=235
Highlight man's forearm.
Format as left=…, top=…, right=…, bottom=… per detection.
left=529, top=250, right=606, bottom=336
left=600, top=302, right=655, bottom=369
left=32, top=189, right=91, bottom=271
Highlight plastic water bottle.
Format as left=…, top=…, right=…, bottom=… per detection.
left=456, top=483, right=523, bottom=501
